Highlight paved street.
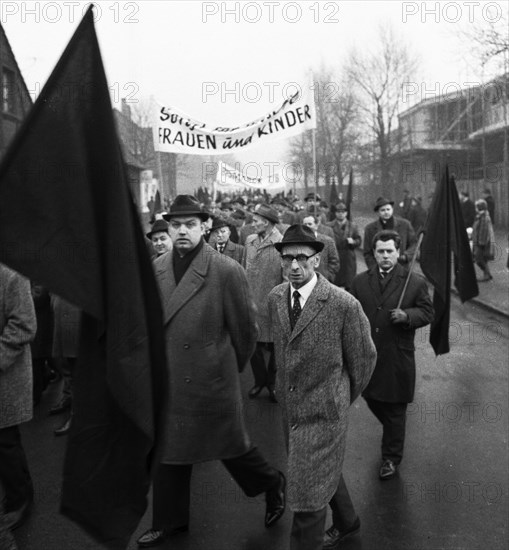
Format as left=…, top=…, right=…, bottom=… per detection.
left=12, top=284, right=508, bottom=550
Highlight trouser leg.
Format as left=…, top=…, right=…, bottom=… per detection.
left=329, top=474, right=357, bottom=529
left=152, top=464, right=192, bottom=530
left=365, top=398, right=407, bottom=464
left=250, top=343, right=268, bottom=387
left=32, top=358, right=45, bottom=404
left=265, top=343, right=277, bottom=390
left=0, top=426, right=33, bottom=511
left=222, top=447, right=280, bottom=497
left=290, top=508, right=327, bottom=550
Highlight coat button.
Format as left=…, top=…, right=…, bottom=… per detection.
left=291, top=424, right=298, bottom=430
left=289, top=385, right=296, bottom=392
left=375, top=328, right=379, bottom=333
left=183, top=344, right=190, bottom=349
left=184, top=377, right=191, bottom=383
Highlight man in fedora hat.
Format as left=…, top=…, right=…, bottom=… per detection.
left=363, top=197, right=416, bottom=270
left=269, top=225, right=376, bottom=550
left=137, top=195, right=285, bottom=547
left=146, top=219, right=172, bottom=258
left=243, top=204, right=284, bottom=402
left=209, top=217, right=244, bottom=264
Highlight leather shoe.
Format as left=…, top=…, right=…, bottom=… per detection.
left=379, top=459, right=397, bottom=480
left=49, top=396, right=71, bottom=415
left=268, top=388, right=278, bottom=403
left=265, top=471, right=285, bottom=527
left=323, top=516, right=361, bottom=549
left=248, top=385, right=264, bottom=399
left=137, top=526, right=188, bottom=547
left=54, top=416, right=72, bottom=436
left=3, top=499, right=32, bottom=530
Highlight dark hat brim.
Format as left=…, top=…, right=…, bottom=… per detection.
left=274, top=240, right=324, bottom=253
left=374, top=200, right=394, bottom=211
left=163, top=211, right=209, bottom=221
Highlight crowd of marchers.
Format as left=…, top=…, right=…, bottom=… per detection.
left=0, top=183, right=498, bottom=549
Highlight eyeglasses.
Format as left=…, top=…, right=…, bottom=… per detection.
left=281, top=253, right=317, bottom=265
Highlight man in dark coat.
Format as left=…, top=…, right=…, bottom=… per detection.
left=209, top=217, right=244, bottom=264
left=136, top=195, right=285, bottom=548
left=351, top=230, right=433, bottom=481
left=326, top=202, right=361, bottom=290
left=482, top=188, right=495, bottom=225
left=269, top=225, right=376, bottom=550
left=363, top=197, right=416, bottom=270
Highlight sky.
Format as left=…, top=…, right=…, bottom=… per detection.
left=2, top=0, right=506, bottom=172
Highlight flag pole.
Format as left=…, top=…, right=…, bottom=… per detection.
left=396, top=231, right=425, bottom=309
left=312, top=128, right=317, bottom=215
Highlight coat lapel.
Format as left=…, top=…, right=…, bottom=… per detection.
left=367, top=267, right=383, bottom=305
left=289, top=275, right=329, bottom=343
left=156, top=246, right=210, bottom=325
left=274, top=283, right=291, bottom=338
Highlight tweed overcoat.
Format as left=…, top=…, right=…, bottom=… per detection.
left=0, top=265, right=37, bottom=429
left=363, top=217, right=416, bottom=270
left=269, top=275, right=376, bottom=511
left=350, top=264, right=434, bottom=403
left=154, top=244, right=258, bottom=464
left=327, top=219, right=361, bottom=288
left=315, top=233, right=340, bottom=282
left=243, top=227, right=283, bottom=342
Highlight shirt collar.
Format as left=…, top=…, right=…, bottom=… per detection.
left=290, top=273, right=318, bottom=303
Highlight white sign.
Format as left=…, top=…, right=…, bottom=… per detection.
left=153, top=86, right=316, bottom=155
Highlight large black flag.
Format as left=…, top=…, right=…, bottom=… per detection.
left=420, top=166, right=478, bottom=355
left=0, top=7, right=166, bottom=548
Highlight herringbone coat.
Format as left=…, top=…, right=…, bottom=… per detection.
left=243, top=227, right=283, bottom=342
left=0, top=265, right=37, bottom=429
left=154, top=244, right=258, bottom=463
left=269, top=275, right=376, bottom=511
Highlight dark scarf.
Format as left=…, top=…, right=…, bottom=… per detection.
left=172, top=238, right=205, bottom=285
left=379, top=216, right=395, bottom=230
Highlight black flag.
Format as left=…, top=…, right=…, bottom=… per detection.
left=420, top=166, right=478, bottom=355
left=0, top=7, right=166, bottom=548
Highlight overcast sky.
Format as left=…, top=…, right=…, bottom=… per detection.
left=2, top=0, right=506, bottom=170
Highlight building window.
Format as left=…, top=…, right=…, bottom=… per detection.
left=2, top=68, right=16, bottom=114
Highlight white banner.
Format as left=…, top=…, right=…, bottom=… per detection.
left=153, top=86, right=316, bottom=155
left=214, top=161, right=286, bottom=193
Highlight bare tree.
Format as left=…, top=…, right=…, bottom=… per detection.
left=346, top=25, right=419, bottom=195
left=287, top=67, right=361, bottom=199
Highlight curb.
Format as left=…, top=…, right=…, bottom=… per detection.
left=451, top=288, right=509, bottom=319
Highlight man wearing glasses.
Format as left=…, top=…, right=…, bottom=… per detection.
left=268, top=225, right=376, bottom=550
left=137, top=195, right=285, bottom=547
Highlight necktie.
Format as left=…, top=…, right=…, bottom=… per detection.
left=291, top=290, right=301, bottom=330
left=218, top=244, right=224, bottom=253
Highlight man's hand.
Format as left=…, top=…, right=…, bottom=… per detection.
left=390, top=308, right=408, bottom=324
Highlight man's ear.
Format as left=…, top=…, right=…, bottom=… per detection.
left=314, top=254, right=321, bottom=268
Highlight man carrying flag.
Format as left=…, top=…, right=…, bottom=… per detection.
left=350, top=230, right=433, bottom=480
left=0, top=7, right=166, bottom=548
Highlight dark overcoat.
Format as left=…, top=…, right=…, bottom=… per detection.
left=327, top=219, right=361, bottom=288
left=0, top=265, right=37, bottom=429
left=218, top=239, right=244, bottom=265
left=51, top=295, right=81, bottom=358
left=363, top=217, right=416, bottom=270
left=154, top=244, right=258, bottom=464
left=350, top=264, right=434, bottom=403
left=269, top=275, right=376, bottom=511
